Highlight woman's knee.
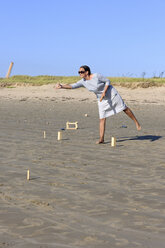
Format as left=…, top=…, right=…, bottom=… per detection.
left=123, top=107, right=129, bottom=113
left=100, top=118, right=106, bottom=123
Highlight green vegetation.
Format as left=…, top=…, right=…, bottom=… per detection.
left=0, top=75, right=165, bottom=88
left=109, top=77, right=165, bottom=88
left=0, top=75, right=80, bottom=87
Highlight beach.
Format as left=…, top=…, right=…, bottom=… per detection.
left=0, top=85, right=165, bottom=247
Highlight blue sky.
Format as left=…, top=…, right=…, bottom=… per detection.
left=1, top=0, right=165, bottom=77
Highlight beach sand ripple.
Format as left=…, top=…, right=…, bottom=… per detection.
left=0, top=87, right=165, bottom=247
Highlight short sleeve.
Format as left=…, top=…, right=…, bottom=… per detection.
left=97, top=74, right=110, bottom=86
left=71, top=79, right=84, bottom=89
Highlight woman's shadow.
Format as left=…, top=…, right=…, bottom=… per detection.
left=117, top=135, right=162, bottom=143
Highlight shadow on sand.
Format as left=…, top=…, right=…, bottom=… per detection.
left=117, top=135, right=162, bottom=143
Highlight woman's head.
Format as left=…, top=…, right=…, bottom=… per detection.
left=78, top=65, right=91, bottom=77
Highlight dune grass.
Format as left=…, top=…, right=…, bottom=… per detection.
left=0, top=75, right=165, bottom=88
left=0, top=75, right=79, bottom=87
left=109, top=77, right=165, bottom=88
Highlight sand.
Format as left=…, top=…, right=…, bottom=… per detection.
left=0, top=83, right=165, bottom=105
left=0, top=85, right=165, bottom=247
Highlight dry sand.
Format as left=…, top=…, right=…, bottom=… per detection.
left=0, top=85, right=165, bottom=247
left=0, top=83, right=165, bottom=105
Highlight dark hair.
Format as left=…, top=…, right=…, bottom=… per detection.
left=80, top=65, right=91, bottom=75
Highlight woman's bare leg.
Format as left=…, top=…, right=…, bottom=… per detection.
left=123, top=107, right=141, bottom=130
left=96, top=118, right=106, bottom=144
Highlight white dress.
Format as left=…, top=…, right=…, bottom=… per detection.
left=71, top=73, right=127, bottom=119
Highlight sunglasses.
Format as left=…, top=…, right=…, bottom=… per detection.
left=78, top=71, right=86, bottom=74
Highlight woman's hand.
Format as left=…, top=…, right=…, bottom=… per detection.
left=100, top=92, right=105, bottom=102
left=55, top=83, right=62, bottom=89
left=100, top=85, right=109, bottom=102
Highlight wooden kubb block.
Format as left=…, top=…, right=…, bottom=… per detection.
left=66, top=121, right=78, bottom=130
left=27, top=170, right=30, bottom=180
left=57, top=131, right=62, bottom=140
left=111, top=137, right=116, bottom=147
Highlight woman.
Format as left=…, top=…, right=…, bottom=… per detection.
left=56, top=65, right=141, bottom=144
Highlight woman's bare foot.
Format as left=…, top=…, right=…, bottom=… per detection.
left=96, top=140, right=104, bottom=144
left=136, top=123, right=141, bottom=131
left=123, top=107, right=141, bottom=131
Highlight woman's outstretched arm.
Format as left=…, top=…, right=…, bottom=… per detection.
left=56, top=80, right=84, bottom=90
left=55, top=83, right=72, bottom=89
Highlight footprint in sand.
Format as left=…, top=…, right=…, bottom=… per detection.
left=23, top=217, right=43, bottom=226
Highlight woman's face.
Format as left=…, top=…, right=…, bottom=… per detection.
left=78, top=67, right=88, bottom=78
